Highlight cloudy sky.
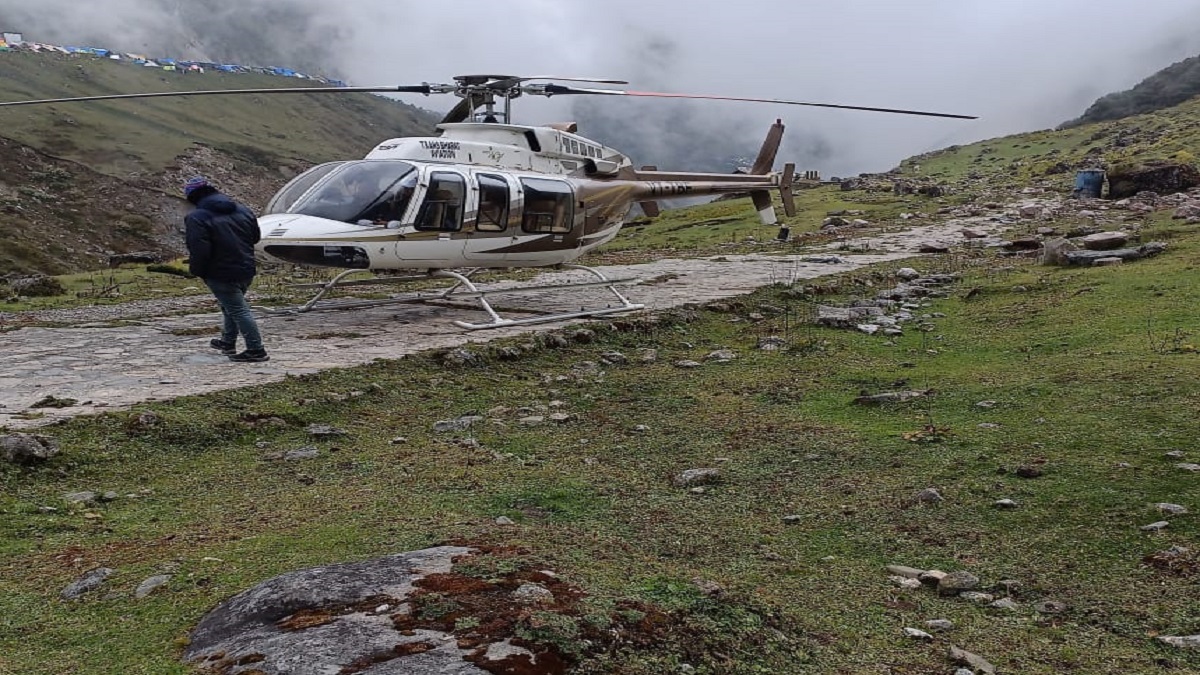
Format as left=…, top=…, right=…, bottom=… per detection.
left=5, top=0, right=1200, bottom=176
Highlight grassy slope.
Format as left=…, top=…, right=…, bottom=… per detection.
left=3, top=212, right=1200, bottom=673
left=896, top=96, right=1200, bottom=190
left=0, top=51, right=437, bottom=175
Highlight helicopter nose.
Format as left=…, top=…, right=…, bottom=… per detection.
left=259, top=214, right=300, bottom=237
left=256, top=214, right=375, bottom=269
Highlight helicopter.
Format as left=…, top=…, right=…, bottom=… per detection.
left=0, top=74, right=976, bottom=329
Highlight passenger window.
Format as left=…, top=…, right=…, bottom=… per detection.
left=519, top=178, right=574, bottom=234
left=415, top=172, right=465, bottom=231
left=476, top=174, right=509, bottom=232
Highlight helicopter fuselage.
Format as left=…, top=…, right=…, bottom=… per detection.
left=256, top=122, right=791, bottom=272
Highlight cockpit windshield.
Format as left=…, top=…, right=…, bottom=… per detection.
left=267, top=160, right=419, bottom=225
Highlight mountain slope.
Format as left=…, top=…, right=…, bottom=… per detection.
left=897, top=95, right=1200, bottom=194
left=1062, top=53, right=1200, bottom=128
left=0, top=51, right=440, bottom=275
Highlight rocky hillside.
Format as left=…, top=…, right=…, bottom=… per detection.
left=0, top=51, right=439, bottom=275
left=1062, top=53, right=1200, bottom=128
left=892, top=95, right=1200, bottom=201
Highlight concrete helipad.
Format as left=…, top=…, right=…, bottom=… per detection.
left=0, top=221, right=984, bottom=428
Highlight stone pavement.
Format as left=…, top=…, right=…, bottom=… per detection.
left=0, top=221, right=982, bottom=428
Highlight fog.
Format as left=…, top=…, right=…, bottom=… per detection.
left=4, top=0, right=1200, bottom=176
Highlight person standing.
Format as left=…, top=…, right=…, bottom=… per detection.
left=183, top=176, right=269, bottom=362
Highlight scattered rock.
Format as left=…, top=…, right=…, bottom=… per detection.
left=433, top=415, right=484, bottom=433
left=1080, top=231, right=1129, bottom=250
left=1157, top=503, right=1188, bottom=516
left=135, top=575, right=172, bottom=599
left=494, top=516, right=515, bottom=526
left=600, top=351, right=628, bottom=365
left=284, top=447, right=319, bottom=461
left=782, top=515, right=803, bottom=525
left=918, top=570, right=948, bottom=585
left=673, top=468, right=721, bottom=488
left=1158, top=635, right=1200, bottom=649
left=886, top=565, right=925, bottom=579
left=305, top=424, right=346, bottom=438
left=1175, top=463, right=1200, bottom=472
left=925, top=619, right=954, bottom=632
left=757, top=336, right=786, bottom=351
left=64, top=491, right=98, bottom=505
left=903, top=627, right=934, bottom=640
left=989, top=597, right=1019, bottom=611
left=938, top=571, right=980, bottom=596
left=512, top=583, right=555, bottom=605
left=61, top=567, right=115, bottom=600
left=1141, top=521, right=1170, bottom=532
left=854, top=390, right=932, bottom=406
left=1015, top=465, right=1043, bottom=479
left=993, top=499, right=1019, bottom=509
left=705, top=350, right=737, bottom=362
left=1, top=433, right=60, bottom=464
left=960, top=592, right=996, bottom=605
left=692, top=579, right=725, bottom=597
left=915, top=487, right=944, bottom=504
left=1035, top=600, right=1068, bottom=614
left=890, top=576, right=923, bottom=590
left=949, top=645, right=996, bottom=674
left=674, top=360, right=703, bottom=369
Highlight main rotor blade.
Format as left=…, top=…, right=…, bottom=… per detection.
left=0, top=85, right=435, bottom=108
left=462, top=74, right=629, bottom=88
left=540, top=85, right=977, bottom=119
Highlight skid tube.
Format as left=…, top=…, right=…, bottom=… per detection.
left=252, top=269, right=437, bottom=315
left=251, top=265, right=645, bottom=329
left=425, top=264, right=644, bottom=330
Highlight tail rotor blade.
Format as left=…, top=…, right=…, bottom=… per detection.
left=539, top=85, right=977, bottom=120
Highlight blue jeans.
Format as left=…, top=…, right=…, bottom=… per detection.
left=204, top=279, right=264, bottom=351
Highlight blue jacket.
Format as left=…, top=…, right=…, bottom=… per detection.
left=185, top=192, right=261, bottom=281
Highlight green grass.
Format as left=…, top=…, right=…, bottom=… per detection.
left=4, top=229, right=1200, bottom=673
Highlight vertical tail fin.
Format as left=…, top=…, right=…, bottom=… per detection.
left=749, top=119, right=785, bottom=224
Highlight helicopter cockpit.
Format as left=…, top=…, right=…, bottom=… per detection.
left=265, top=160, right=419, bottom=226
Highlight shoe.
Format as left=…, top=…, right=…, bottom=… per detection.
left=210, top=338, right=237, bottom=355
left=229, top=349, right=270, bottom=363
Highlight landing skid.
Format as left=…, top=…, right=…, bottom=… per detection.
left=253, top=265, right=645, bottom=330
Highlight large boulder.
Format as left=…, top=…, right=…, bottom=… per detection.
left=8, top=275, right=66, bottom=297
left=1, top=433, right=60, bottom=464
left=1108, top=162, right=1200, bottom=200
left=184, top=547, right=488, bottom=674
left=181, top=546, right=598, bottom=675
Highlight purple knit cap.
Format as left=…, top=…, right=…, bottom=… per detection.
left=183, top=176, right=211, bottom=198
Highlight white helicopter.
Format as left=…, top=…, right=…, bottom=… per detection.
left=0, top=75, right=975, bottom=329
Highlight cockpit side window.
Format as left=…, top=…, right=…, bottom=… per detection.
left=415, top=172, right=466, bottom=232
left=519, top=178, right=574, bottom=234
left=475, top=174, right=509, bottom=232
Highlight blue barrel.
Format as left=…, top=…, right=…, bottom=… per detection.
left=1073, top=170, right=1105, bottom=198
